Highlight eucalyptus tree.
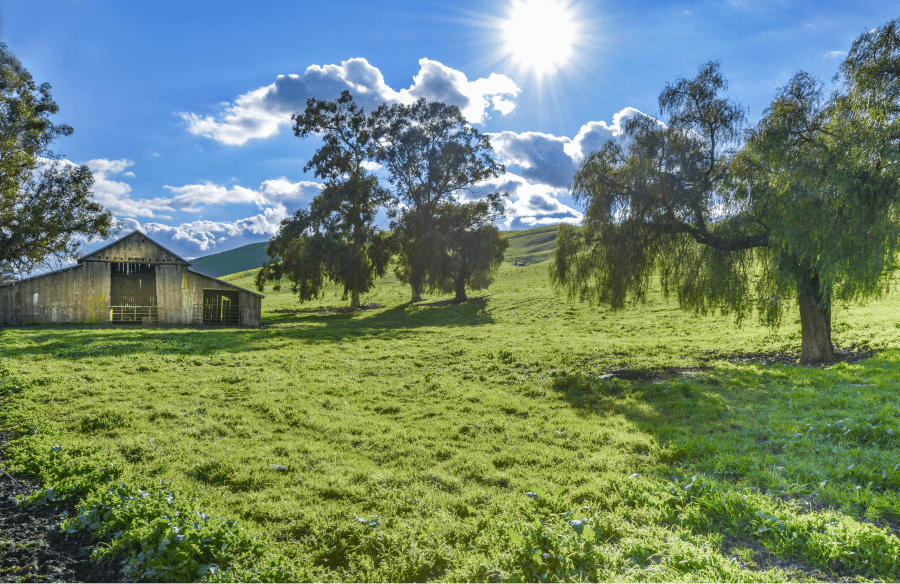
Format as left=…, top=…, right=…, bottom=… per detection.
left=410, top=192, right=508, bottom=304
left=552, top=19, right=900, bottom=364
left=372, top=98, right=506, bottom=302
left=0, top=43, right=112, bottom=279
left=256, top=91, right=392, bottom=308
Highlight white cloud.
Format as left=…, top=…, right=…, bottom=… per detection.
left=142, top=204, right=290, bottom=252
left=824, top=50, right=846, bottom=59
left=163, top=178, right=321, bottom=209
left=487, top=108, right=661, bottom=192
left=564, top=107, right=658, bottom=163
left=489, top=131, right=576, bottom=189
left=465, top=172, right=583, bottom=229
left=82, top=158, right=175, bottom=219
left=179, top=58, right=520, bottom=146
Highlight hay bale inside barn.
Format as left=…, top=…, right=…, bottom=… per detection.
left=0, top=231, right=263, bottom=326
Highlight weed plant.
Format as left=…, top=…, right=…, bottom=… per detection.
left=2, top=258, right=900, bottom=581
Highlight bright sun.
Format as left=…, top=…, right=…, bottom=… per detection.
left=502, top=0, right=579, bottom=77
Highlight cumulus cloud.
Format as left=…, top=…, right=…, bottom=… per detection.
left=179, top=58, right=520, bottom=146
left=80, top=158, right=175, bottom=219
left=489, top=131, right=576, bottom=189
left=464, top=172, right=583, bottom=229
left=141, top=204, right=290, bottom=252
left=564, top=107, right=659, bottom=163
left=824, top=50, right=846, bottom=59
left=163, top=177, right=321, bottom=210
left=487, top=108, right=662, bottom=193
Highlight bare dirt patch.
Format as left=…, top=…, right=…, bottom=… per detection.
left=0, top=434, right=122, bottom=583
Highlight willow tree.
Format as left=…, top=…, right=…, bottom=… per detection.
left=371, top=99, right=505, bottom=302
left=256, top=91, right=392, bottom=308
left=552, top=20, right=900, bottom=364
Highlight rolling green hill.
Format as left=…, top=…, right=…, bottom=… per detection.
left=501, top=224, right=559, bottom=265
left=189, top=241, right=268, bottom=277
left=190, top=224, right=560, bottom=278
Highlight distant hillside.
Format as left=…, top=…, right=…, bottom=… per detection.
left=501, top=224, right=559, bottom=265
left=205, top=224, right=561, bottom=279
left=190, top=242, right=269, bottom=278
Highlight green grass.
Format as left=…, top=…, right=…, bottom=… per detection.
left=3, top=260, right=900, bottom=581
left=501, top=224, right=559, bottom=265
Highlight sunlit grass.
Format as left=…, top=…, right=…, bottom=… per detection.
left=2, top=257, right=900, bottom=580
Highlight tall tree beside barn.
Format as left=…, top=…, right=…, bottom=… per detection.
left=372, top=99, right=507, bottom=302
left=551, top=19, right=900, bottom=365
left=0, top=44, right=113, bottom=280
left=256, top=91, right=392, bottom=308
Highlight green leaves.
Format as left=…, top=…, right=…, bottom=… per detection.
left=0, top=43, right=112, bottom=279
left=555, top=23, right=900, bottom=363
left=258, top=95, right=393, bottom=308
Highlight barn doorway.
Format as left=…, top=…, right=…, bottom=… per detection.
left=110, top=263, right=158, bottom=324
left=202, top=290, right=240, bottom=324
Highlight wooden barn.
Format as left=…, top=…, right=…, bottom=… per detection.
left=0, top=231, right=263, bottom=326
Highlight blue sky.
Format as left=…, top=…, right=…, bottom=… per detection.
left=7, top=0, right=896, bottom=258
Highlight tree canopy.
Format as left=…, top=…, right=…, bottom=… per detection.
left=255, top=91, right=392, bottom=308
left=551, top=19, right=900, bottom=364
left=372, top=98, right=506, bottom=302
left=0, top=43, right=112, bottom=279
left=407, top=193, right=509, bottom=304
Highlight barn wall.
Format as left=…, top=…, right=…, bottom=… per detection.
left=0, top=264, right=108, bottom=325
left=155, top=264, right=189, bottom=324
left=0, top=262, right=261, bottom=326
left=184, top=271, right=262, bottom=326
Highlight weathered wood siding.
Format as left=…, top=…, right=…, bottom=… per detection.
left=81, top=232, right=186, bottom=265
left=0, top=262, right=111, bottom=325
left=184, top=270, right=262, bottom=326
left=0, top=263, right=260, bottom=326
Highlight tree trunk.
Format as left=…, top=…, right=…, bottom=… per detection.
left=797, top=272, right=834, bottom=365
left=350, top=289, right=361, bottom=309
left=453, top=274, right=467, bottom=304
left=410, top=283, right=423, bottom=303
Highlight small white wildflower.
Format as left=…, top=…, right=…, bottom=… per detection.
left=820, top=480, right=827, bottom=488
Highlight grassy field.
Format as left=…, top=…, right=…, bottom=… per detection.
left=3, top=252, right=900, bottom=581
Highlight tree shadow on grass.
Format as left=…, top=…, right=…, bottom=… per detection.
left=550, top=350, right=896, bottom=482
left=4, top=297, right=494, bottom=360
left=264, top=296, right=493, bottom=331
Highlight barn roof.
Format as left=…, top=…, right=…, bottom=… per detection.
left=0, top=264, right=80, bottom=288
left=79, top=230, right=191, bottom=265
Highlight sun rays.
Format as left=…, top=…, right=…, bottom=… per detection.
left=501, top=0, right=579, bottom=79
